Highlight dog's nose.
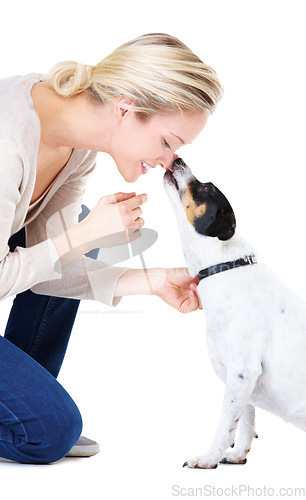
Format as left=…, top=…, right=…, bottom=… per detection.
left=172, top=157, right=186, bottom=168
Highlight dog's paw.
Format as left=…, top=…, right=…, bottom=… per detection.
left=183, top=455, right=218, bottom=469
left=220, top=448, right=248, bottom=465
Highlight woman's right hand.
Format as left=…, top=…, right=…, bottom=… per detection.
left=81, top=192, right=148, bottom=251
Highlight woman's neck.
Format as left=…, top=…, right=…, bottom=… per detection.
left=30, top=81, right=113, bottom=153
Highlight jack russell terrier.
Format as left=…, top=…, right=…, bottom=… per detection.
left=163, top=157, right=306, bottom=469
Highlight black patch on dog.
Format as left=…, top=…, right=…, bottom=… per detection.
left=189, top=180, right=236, bottom=241
left=166, top=158, right=236, bottom=241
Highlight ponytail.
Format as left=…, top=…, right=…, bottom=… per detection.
left=44, top=61, right=94, bottom=98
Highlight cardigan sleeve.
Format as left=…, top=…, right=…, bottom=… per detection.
left=0, top=137, right=62, bottom=300
left=0, top=137, right=129, bottom=306
left=26, top=157, right=129, bottom=307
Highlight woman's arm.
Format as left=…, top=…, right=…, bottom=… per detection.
left=52, top=217, right=202, bottom=312
left=0, top=137, right=64, bottom=301
left=51, top=197, right=202, bottom=312
left=51, top=218, right=91, bottom=267
left=114, top=267, right=202, bottom=313
left=113, top=267, right=167, bottom=296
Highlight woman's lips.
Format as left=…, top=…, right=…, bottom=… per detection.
left=141, top=160, right=160, bottom=174
left=141, top=155, right=179, bottom=174
left=141, top=162, right=149, bottom=174
left=141, top=160, right=154, bottom=174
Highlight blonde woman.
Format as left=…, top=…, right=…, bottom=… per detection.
left=0, top=33, right=222, bottom=464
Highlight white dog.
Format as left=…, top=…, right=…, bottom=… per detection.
left=163, top=157, right=306, bottom=469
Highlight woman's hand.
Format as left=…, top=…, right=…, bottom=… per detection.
left=52, top=192, right=147, bottom=268
left=81, top=191, right=147, bottom=253
left=154, top=267, right=202, bottom=313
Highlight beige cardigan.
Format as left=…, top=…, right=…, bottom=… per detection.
left=0, top=72, right=128, bottom=306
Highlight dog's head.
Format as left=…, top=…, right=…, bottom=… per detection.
left=163, top=158, right=236, bottom=241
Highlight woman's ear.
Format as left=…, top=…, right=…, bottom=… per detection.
left=114, top=97, right=135, bottom=121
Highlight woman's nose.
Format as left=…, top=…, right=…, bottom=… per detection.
left=158, top=153, right=179, bottom=170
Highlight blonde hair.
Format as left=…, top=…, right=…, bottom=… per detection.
left=43, top=33, right=223, bottom=116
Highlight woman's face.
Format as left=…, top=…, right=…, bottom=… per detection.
left=109, top=107, right=209, bottom=182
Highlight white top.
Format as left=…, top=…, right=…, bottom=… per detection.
left=0, top=72, right=128, bottom=306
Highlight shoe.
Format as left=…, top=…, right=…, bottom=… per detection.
left=66, top=436, right=100, bottom=457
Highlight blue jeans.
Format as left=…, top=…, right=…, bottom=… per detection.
left=0, top=205, right=98, bottom=464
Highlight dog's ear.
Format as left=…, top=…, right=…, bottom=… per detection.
left=203, top=210, right=236, bottom=241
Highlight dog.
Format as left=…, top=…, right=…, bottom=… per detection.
left=163, top=157, right=306, bottom=469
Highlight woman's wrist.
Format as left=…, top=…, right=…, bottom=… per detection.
left=114, top=267, right=167, bottom=297
left=51, top=219, right=90, bottom=266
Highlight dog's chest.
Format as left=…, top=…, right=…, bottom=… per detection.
left=197, top=267, right=266, bottom=365
left=198, top=271, right=245, bottom=329
left=198, top=276, right=240, bottom=365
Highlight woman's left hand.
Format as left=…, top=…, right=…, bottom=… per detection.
left=154, top=267, right=203, bottom=313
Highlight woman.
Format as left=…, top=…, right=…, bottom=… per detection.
left=0, top=33, right=222, bottom=464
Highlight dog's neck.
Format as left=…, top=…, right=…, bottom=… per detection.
left=177, top=222, right=257, bottom=278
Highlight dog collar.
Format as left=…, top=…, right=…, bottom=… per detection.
left=197, top=254, right=257, bottom=281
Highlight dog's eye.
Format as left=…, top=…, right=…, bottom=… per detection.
left=198, top=184, right=209, bottom=193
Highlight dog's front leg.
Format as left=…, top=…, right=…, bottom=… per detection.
left=184, top=367, right=261, bottom=469
left=220, top=404, right=258, bottom=464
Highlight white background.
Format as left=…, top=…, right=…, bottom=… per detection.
left=1, top=0, right=306, bottom=498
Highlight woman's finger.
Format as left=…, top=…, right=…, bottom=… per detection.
left=189, top=290, right=200, bottom=309
left=190, top=283, right=203, bottom=309
left=123, top=193, right=147, bottom=210
left=131, top=217, right=144, bottom=229
left=132, top=206, right=142, bottom=220
left=130, top=229, right=142, bottom=241
left=113, top=192, right=136, bottom=203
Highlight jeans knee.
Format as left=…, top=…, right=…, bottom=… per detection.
left=45, top=401, right=83, bottom=464
left=16, top=397, right=83, bottom=465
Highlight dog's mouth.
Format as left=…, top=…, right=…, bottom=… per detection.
left=164, top=169, right=179, bottom=190
left=163, top=157, right=187, bottom=190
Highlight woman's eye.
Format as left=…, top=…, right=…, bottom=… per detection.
left=163, top=139, right=171, bottom=149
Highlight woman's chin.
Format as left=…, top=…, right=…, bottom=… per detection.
left=120, top=169, right=140, bottom=183
left=121, top=173, right=139, bottom=183
left=115, top=162, right=140, bottom=183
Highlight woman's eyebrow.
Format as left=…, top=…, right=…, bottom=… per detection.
left=170, top=133, right=185, bottom=145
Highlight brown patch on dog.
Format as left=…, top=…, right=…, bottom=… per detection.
left=182, top=186, right=207, bottom=225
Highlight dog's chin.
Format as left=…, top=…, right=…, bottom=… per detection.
left=163, top=169, right=179, bottom=190
left=163, top=157, right=193, bottom=191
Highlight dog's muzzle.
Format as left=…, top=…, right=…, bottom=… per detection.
left=163, top=157, right=190, bottom=190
